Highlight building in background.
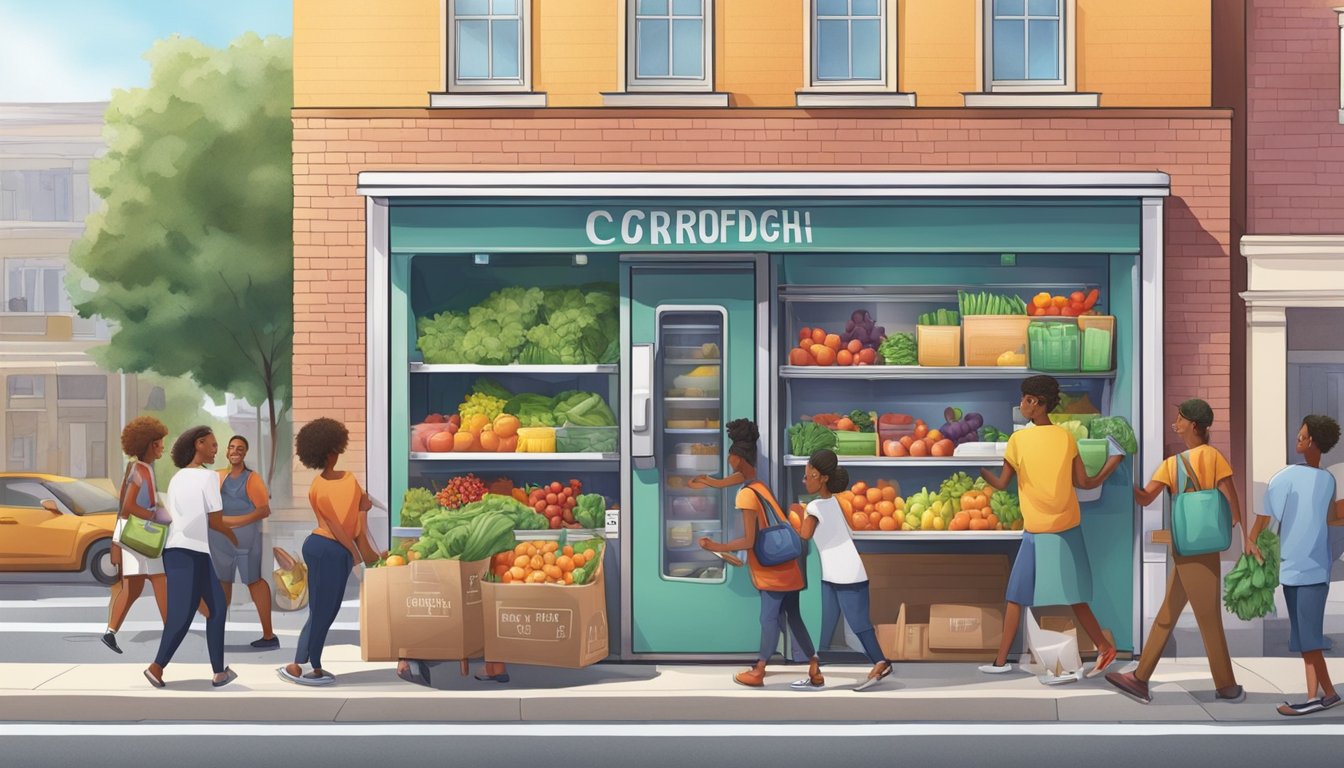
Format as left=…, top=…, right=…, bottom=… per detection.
left=0, top=102, right=130, bottom=489
left=291, top=0, right=1233, bottom=653
left=1240, top=0, right=1344, bottom=652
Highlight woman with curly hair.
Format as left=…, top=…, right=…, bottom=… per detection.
left=279, top=417, right=378, bottom=686
left=102, top=416, right=170, bottom=654
left=145, top=426, right=238, bottom=688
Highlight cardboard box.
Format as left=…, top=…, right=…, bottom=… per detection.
left=895, top=603, right=999, bottom=661
left=481, top=558, right=609, bottom=668
left=360, top=558, right=488, bottom=662
left=928, top=604, right=1004, bottom=650
left=874, top=624, right=902, bottom=659
left=860, top=554, right=1012, bottom=661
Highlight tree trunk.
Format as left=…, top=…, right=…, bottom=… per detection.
left=265, top=394, right=284, bottom=489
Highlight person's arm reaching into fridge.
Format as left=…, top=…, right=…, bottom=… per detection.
left=689, top=472, right=744, bottom=489
left=701, top=508, right=759, bottom=554
left=980, top=461, right=1015, bottom=492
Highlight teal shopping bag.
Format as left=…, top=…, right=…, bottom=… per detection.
left=1171, top=451, right=1232, bottom=557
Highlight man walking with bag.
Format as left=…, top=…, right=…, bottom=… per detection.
left=1106, top=399, right=1245, bottom=703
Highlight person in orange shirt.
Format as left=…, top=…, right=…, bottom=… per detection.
left=278, top=418, right=377, bottom=686
left=979, top=375, right=1124, bottom=680
left=698, top=419, right=822, bottom=689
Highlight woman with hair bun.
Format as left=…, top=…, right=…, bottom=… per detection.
left=799, top=449, right=893, bottom=691
left=697, top=418, right=822, bottom=689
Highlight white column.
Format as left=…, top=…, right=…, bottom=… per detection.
left=1245, top=304, right=1288, bottom=519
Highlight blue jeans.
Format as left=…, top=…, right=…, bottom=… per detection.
left=759, top=590, right=815, bottom=662
left=155, top=548, right=227, bottom=673
left=820, top=580, right=887, bottom=665
left=295, top=534, right=352, bottom=670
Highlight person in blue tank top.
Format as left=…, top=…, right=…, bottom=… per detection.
left=210, top=435, right=277, bottom=649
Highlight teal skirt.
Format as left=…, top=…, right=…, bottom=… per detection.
left=1032, top=526, right=1093, bottom=606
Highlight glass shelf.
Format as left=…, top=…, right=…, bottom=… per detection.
left=410, top=363, right=618, bottom=374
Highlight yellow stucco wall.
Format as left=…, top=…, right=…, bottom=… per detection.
left=294, top=0, right=1211, bottom=109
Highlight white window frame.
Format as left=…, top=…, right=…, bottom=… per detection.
left=446, top=0, right=532, bottom=93
left=804, top=0, right=895, bottom=91
left=1336, top=8, right=1344, bottom=123
left=983, top=0, right=1074, bottom=93
left=625, top=0, right=714, bottom=93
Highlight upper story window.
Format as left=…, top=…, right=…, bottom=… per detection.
left=813, top=0, right=884, bottom=85
left=628, top=0, right=712, bottom=91
left=1, top=169, right=75, bottom=222
left=967, top=0, right=1094, bottom=106
left=448, top=0, right=530, bottom=92
left=988, top=0, right=1063, bottom=86
left=5, top=261, right=69, bottom=314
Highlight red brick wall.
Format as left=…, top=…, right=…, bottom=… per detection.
left=291, top=109, right=1233, bottom=488
left=1247, top=0, right=1344, bottom=232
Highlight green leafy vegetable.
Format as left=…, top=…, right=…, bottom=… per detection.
left=848, top=410, right=874, bottom=433
left=878, top=332, right=917, bottom=365
left=1089, top=416, right=1138, bottom=454
left=788, top=421, right=837, bottom=456
left=398, top=487, right=439, bottom=528
left=1223, top=529, right=1281, bottom=620
left=574, top=494, right=606, bottom=529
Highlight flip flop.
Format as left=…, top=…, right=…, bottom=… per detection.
left=143, top=668, right=165, bottom=689
left=854, top=662, right=893, bottom=692
left=211, top=667, right=238, bottom=688
left=277, top=666, right=332, bottom=686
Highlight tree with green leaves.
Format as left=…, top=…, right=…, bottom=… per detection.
left=69, top=33, right=293, bottom=486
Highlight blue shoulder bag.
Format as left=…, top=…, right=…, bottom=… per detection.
left=749, top=484, right=803, bottom=567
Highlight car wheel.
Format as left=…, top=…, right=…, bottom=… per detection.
left=86, top=539, right=117, bottom=585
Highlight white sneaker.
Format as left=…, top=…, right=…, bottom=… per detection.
left=789, top=677, right=824, bottom=690
left=1039, top=669, right=1082, bottom=686
left=978, top=663, right=1014, bottom=674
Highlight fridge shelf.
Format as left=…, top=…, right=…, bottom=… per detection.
left=409, top=363, right=618, bottom=374
left=665, top=359, right=721, bottom=366
left=409, top=452, right=619, bottom=463
left=778, top=366, right=1116, bottom=380
left=782, top=455, right=1002, bottom=468
left=778, top=284, right=1102, bottom=302
left=851, top=530, right=1024, bottom=541
left=665, top=428, right=722, bottom=435
left=514, top=528, right=607, bottom=541
left=661, top=324, right=721, bottom=332
left=663, top=397, right=720, bottom=405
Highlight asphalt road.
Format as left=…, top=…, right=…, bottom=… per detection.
left=1, top=725, right=1342, bottom=768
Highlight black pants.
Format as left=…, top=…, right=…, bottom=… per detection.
left=154, top=548, right=227, bottom=673
left=759, top=589, right=816, bottom=662
left=295, top=533, right=353, bottom=670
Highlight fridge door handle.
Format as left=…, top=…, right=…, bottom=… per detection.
left=631, top=343, right=654, bottom=457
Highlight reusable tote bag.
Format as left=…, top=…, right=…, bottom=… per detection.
left=1171, top=451, right=1232, bottom=557
left=748, top=484, right=803, bottom=567
left=115, top=462, right=169, bottom=559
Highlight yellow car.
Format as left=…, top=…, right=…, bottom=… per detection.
left=0, top=473, right=120, bottom=585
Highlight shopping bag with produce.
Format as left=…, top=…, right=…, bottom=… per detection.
left=273, top=546, right=309, bottom=611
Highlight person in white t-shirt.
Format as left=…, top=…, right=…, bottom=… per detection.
left=143, top=426, right=239, bottom=689
left=798, top=449, right=893, bottom=692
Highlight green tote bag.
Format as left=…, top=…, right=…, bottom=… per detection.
left=1171, top=451, right=1232, bottom=557
left=116, top=463, right=169, bottom=559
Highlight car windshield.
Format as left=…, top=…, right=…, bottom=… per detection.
left=44, top=480, right=119, bottom=515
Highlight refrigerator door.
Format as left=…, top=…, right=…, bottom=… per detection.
left=629, top=264, right=761, bottom=655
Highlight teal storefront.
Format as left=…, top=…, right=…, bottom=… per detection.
left=359, top=171, right=1169, bottom=661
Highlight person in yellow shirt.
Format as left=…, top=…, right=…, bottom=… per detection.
left=1106, top=399, right=1245, bottom=704
left=979, top=375, right=1124, bottom=679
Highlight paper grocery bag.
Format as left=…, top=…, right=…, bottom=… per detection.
left=359, top=558, right=488, bottom=662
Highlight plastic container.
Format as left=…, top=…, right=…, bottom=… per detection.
left=916, top=325, right=962, bottom=367
left=878, top=421, right=917, bottom=446
left=1077, top=438, right=1109, bottom=476
left=1028, top=319, right=1080, bottom=372
left=555, top=425, right=617, bottom=453
left=515, top=427, right=556, bottom=453
left=833, top=431, right=878, bottom=456
left=673, top=368, right=721, bottom=395
left=1078, top=315, right=1116, bottom=372
left=962, top=315, right=1030, bottom=367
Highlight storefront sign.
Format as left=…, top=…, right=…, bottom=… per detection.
left=584, top=208, right=814, bottom=246
left=391, top=198, right=1140, bottom=254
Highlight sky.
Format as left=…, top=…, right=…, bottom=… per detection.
left=0, top=0, right=292, bottom=102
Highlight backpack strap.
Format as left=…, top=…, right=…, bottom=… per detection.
left=1177, top=451, right=1201, bottom=493
left=747, top=482, right=786, bottom=528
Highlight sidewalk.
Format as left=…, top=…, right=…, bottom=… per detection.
left=4, top=650, right=1342, bottom=725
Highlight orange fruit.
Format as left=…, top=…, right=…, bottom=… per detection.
left=813, top=345, right=836, bottom=366
left=878, top=516, right=899, bottom=531
left=530, top=555, right=544, bottom=570
left=544, top=541, right=559, bottom=553
left=407, top=549, right=422, bottom=561
left=839, top=498, right=853, bottom=515
left=823, top=333, right=842, bottom=350
left=452, top=431, right=475, bottom=452
left=850, top=512, right=868, bottom=529
left=386, top=555, right=406, bottom=567
left=909, top=440, right=929, bottom=457
left=800, top=327, right=813, bottom=342
left=557, top=555, right=574, bottom=572
left=466, top=413, right=490, bottom=433
left=868, top=511, right=881, bottom=526
left=562, top=545, right=574, bottom=557
left=927, top=429, right=942, bottom=442
left=544, top=564, right=563, bottom=580
left=812, top=328, right=827, bottom=344
left=847, top=339, right=863, bottom=354
left=881, top=486, right=897, bottom=502
left=564, top=571, right=575, bottom=585
left=866, top=488, right=882, bottom=504
left=852, top=495, right=867, bottom=511
left=502, top=572, right=514, bottom=583
left=514, top=555, right=530, bottom=569
left=852, top=481, right=869, bottom=496
left=479, top=429, right=501, bottom=452
left=492, top=414, right=520, bottom=438
left=526, top=545, right=538, bottom=556
left=509, top=566, right=526, bottom=580
left=875, top=500, right=896, bottom=517
left=515, top=542, right=530, bottom=555
left=543, top=551, right=556, bottom=565
left=837, top=349, right=854, bottom=366
left=789, top=348, right=812, bottom=366
left=857, top=348, right=877, bottom=365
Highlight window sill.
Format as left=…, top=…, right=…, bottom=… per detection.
left=601, top=92, right=729, bottom=108
left=795, top=91, right=916, bottom=108
left=962, top=92, right=1100, bottom=108
left=429, top=92, right=547, bottom=108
